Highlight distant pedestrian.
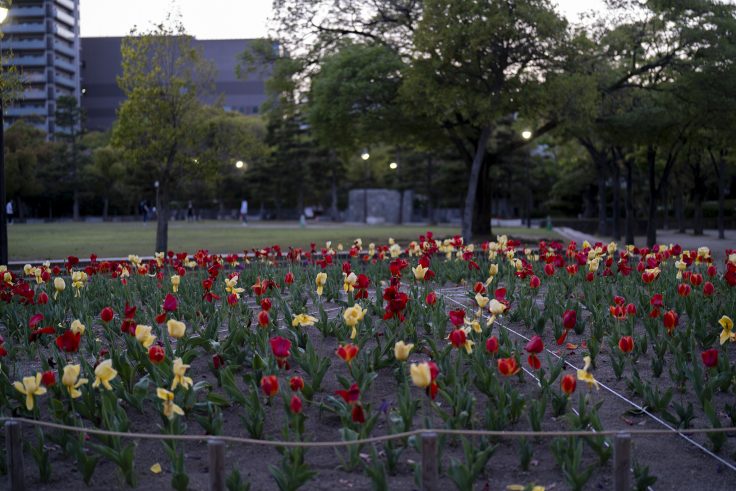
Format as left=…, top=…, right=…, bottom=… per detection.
left=240, top=199, right=248, bottom=226
left=5, top=200, right=13, bottom=224
left=139, top=200, right=150, bottom=224
left=187, top=201, right=194, bottom=222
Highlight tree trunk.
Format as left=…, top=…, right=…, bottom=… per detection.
left=330, top=166, right=339, bottom=221
left=675, top=185, right=685, bottom=233
left=611, top=158, right=621, bottom=241
left=662, top=188, right=669, bottom=230
left=155, top=185, right=169, bottom=252
left=717, top=155, right=726, bottom=239
left=596, top=160, right=607, bottom=237
left=462, top=126, right=492, bottom=244
left=691, top=160, right=704, bottom=236
left=426, top=154, right=436, bottom=225
left=472, top=155, right=492, bottom=236
left=73, top=190, right=80, bottom=221
left=103, top=197, right=109, bottom=221
left=646, top=145, right=658, bottom=247
left=625, top=159, right=635, bottom=244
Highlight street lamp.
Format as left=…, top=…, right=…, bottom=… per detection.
left=521, top=130, right=532, bottom=140
left=361, top=150, right=370, bottom=161
left=235, top=160, right=244, bottom=169
left=0, top=2, right=11, bottom=265
left=361, top=149, right=369, bottom=223
left=389, top=162, right=398, bottom=170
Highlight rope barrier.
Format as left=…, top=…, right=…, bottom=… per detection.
left=2, top=417, right=735, bottom=448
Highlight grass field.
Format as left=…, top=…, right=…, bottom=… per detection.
left=7, top=220, right=562, bottom=261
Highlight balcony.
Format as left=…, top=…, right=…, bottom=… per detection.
left=53, top=23, right=75, bottom=40
left=4, top=55, right=46, bottom=66
left=23, top=72, right=47, bottom=83
left=53, top=7, right=76, bottom=27
left=53, top=41, right=76, bottom=58
left=8, top=6, right=45, bottom=18
left=54, top=57, right=77, bottom=73
left=55, top=73, right=77, bottom=89
left=23, top=89, right=47, bottom=100
left=2, top=23, right=46, bottom=34
left=55, top=0, right=76, bottom=12
left=6, top=105, right=47, bottom=117
left=2, top=39, right=46, bottom=50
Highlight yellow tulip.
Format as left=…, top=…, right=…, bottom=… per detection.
left=54, top=277, right=66, bottom=299
left=92, top=359, right=118, bottom=390
left=576, top=356, right=599, bottom=390
left=315, top=272, right=327, bottom=296
left=171, top=358, right=193, bottom=390
left=389, top=243, right=401, bottom=258
left=410, top=362, right=431, bottom=388
left=135, top=324, right=156, bottom=348
left=224, top=276, right=244, bottom=297
left=171, top=274, right=180, bottom=293
left=157, top=387, right=185, bottom=419
left=719, top=315, right=734, bottom=345
left=412, top=264, right=428, bottom=280
left=475, top=293, right=489, bottom=309
left=394, top=341, right=414, bottom=361
left=13, top=373, right=47, bottom=410
left=343, top=272, right=357, bottom=292
left=62, top=364, right=88, bottom=399
left=167, top=319, right=186, bottom=339
left=343, top=305, right=367, bottom=339
left=70, top=319, right=85, bottom=335
left=292, top=313, right=318, bottom=327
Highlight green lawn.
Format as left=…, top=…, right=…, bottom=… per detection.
left=7, top=221, right=562, bottom=261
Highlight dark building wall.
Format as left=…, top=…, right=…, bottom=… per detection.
left=80, top=37, right=270, bottom=131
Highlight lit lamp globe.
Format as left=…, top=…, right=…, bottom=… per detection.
left=361, top=151, right=370, bottom=161
left=235, top=160, right=244, bottom=169
left=521, top=130, right=532, bottom=140
left=389, top=162, right=398, bottom=170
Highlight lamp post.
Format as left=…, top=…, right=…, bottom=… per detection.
left=521, top=130, right=533, bottom=228
left=0, top=3, right=10, bottom=266
left=361, top=149, right=369, bottom=223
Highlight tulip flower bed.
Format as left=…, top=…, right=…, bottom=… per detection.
left=0, top=235, right=735, bottom=490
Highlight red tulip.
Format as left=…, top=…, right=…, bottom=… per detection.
left=336, top=344, right=359, bottom=364
left=498, top=357, right=520, bottom=376
left=562, top=310, right=577, bottom=330
left=258, top=310, right=270, bottom=327
left=37, top=291, right=49, bottom=305
left=677, top=283, right=691, bottom=297
left=260, top=375, right=279, bottom=397
left=626, top=303, right=637, bottom=316
left=618, top=336, right=634, bottom=353
left=448, top=309, right=465, bottom=327
left=290, top=395, right=303, bottom=414
left=690, top=273, right=703, bottom=287
left=485, top=336, right=499, bottom=354
left=284, top=271, right=295, bottom=285
left=351, top=404, right=366, bottom=423
left=289, top=376, right=304, bottom=392
left=425, top=291, right=437, bottom=305
left=544, top=264, right=555, bottom=276
left=706, top=265, right=717, bottom=278
left=703, top=281, right=715, bottom=296
left=448, top=328, right=467, bottom=349
left=663, top=310, right=678, bottom=335
left=701, top=349, right=718, bottom=368
left=529, top=275, right=541, bottom=289
left=55, top=331, right=81, bottom=353
left=163, top=293, right=178, bottom=312
left=336, top=383, right=361, bottom=405
left=41, top=370, right=56, bottom=387
left=261, top=298, right=272, bottom=312
left=613, top=295, right=626, bottom=306
left=100, top=307, right=114, bottom=323
left=226, top=293, right=239, bottom=306
left=149, top=345, right=165, bottom=364
left=650, top=294, right=663, bottom=308
left=270, top=336, right=291, bottom=368
left=212, top=354, right=224, bottom=370
left=561, top=374, right=576, bottom=395
left=29, top=313, right=44, bottom=329
left=525, top=335, right=544, bottom=354
left=585, top=272, right=595, bottom=282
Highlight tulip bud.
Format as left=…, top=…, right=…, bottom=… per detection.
left=149, top=345, right=165, bottom=364
left=289, top=395, right=303, bottom=414
left=561, top=374, right=576, bottom=395
left=289, top=376, right=304, bottom=392
left=100, top=307, right=114, bottom=323
left=485, top=336, right=499, bottom=354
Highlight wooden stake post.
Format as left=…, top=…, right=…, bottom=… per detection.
left=208, top=438, right=225, bottom=491
left=6, top=420, right=25, bottom=491
left=421, top=431, right=438, bottom=491
left=613, top=432, right=631, bottom=491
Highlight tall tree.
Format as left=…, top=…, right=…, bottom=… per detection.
left=112, top=16, right=214, bottom=252
left=55, top=95, right=84, bottom=220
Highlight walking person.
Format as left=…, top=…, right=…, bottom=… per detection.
left=187, top=201, right=194, bottom=222
left=5, top=200, right=13, bottom=224
left=240, top=199, right=248, bottom=226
